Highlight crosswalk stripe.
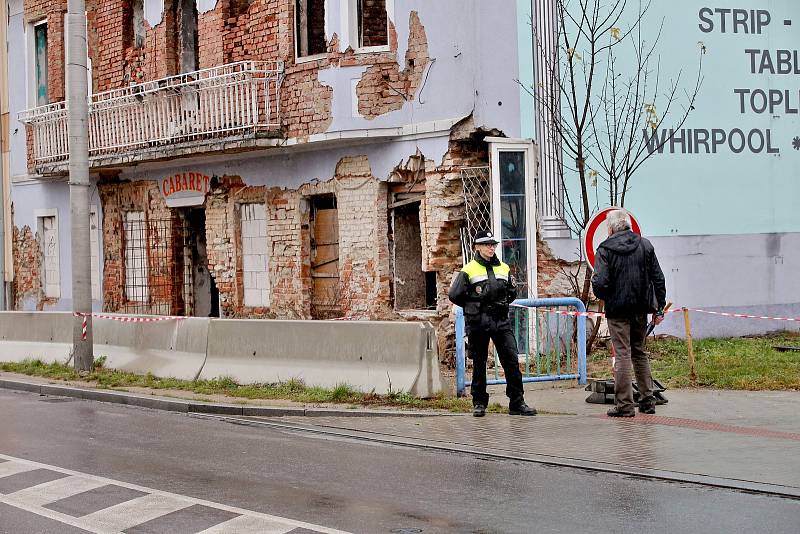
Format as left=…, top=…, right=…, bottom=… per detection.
left=196, top=514, right=299, bottom=534
left=0, top=453, right=353, bottom=534
left=82, top=493, right=194, bottom=532
left=0, top=494, right=119, bottom=534
left=5, top=474, right=106, bottom=507
left=0, top=460, right=38, bottom=480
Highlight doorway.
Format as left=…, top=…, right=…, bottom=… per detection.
left=310, top=195, right=340, bottom=319
left=185, top=208, right=219, bottom=317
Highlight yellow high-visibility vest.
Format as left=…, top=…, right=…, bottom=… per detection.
left=461, top=259, right=510, bottom=284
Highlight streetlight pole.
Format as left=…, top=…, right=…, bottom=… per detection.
left=66, top=0, right=93, bottom=370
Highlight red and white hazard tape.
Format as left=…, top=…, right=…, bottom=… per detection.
left=690, top=308, right=800, bottom=322
left=73, top=312, right=185, bottom=340
left=512, top=305, right=798, bottom=323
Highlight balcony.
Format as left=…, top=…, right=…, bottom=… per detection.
left=19, top=61, right=284, bottom=173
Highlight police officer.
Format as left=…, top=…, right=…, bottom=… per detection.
left=448, top=230, right=536, bottom=417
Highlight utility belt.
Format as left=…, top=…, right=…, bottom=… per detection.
left=483, top=302, right=510, bottom=318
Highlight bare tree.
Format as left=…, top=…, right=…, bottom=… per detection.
left=523, top=0, right=704, bottom=349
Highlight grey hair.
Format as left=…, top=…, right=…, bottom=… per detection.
left=607, top=209, right=632, bottom=234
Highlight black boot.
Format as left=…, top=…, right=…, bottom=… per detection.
left=607, top=407, right=635, bottom=417
left=509, top=402, right=537, bottom=416
left=473, top=404, right=486, bottom=417
left=638, top=398, right=656, bottom=414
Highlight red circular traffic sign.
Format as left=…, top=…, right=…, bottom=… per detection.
left=583, top=207, right=641, bottom=269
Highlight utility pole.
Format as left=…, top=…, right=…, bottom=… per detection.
left=66, top=0, right=93, bottom=370
left=0, top=0, right=8, bottom=310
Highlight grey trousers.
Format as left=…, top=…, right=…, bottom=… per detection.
left=607, top=315, right=654, bottom=413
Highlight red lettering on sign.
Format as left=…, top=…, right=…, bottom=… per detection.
left=161, top=172, right=211, bottom=198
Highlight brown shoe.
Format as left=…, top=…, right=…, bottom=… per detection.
left=607, top=407, right=635, bottom=418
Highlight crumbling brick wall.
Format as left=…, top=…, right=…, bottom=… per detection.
left=12, top=225, right=42, bottom=310
left=24, top=0, right=68, bottom=103
left=26, top=0, right=425, bottom=143
left=161, top=156, right=391, bottom=320
left=97, top=177, right=174, bottom=313
left=356, top=11, right=428, bottom=119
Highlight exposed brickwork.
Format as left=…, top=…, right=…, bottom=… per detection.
left=97, top=177, right=177, bottom=313
left=25, top=0, right=68, bottom=103
left=12, top=225, right=42, bottom=309
left=537, top=238, right=582, bottom=298
left=281, top=60, right=334, bottom=139
left=94, top=0, right=130, bottom=90
left=356, top=11, right=428, bottom=119
left=25, top=0, right=425, bottom=150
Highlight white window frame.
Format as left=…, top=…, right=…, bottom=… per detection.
left=294, top=0, right=328, bottom=63
left=35, top=208, right=60, bottom=299
left=345, top=0, right=393, bottom=54
left=26, top=18, right=49, bottom=108
left=487, top=137, right=538, bottom=298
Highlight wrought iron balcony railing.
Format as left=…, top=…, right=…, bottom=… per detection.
left=19, top=61, right=284, bottom=167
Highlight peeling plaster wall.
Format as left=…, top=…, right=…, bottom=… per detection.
left=311, top=0, right=524, bottom=139
left=10, top=180, right=105, bottom=311
left=122, top=136, right=449, bottom=189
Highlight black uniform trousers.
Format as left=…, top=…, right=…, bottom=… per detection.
left=468, top=327, right=525, bottom=407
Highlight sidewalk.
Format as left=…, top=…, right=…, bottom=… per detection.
left=252, top=385, right=800, bottom=498
left=2, top=371, right=798, bottom=497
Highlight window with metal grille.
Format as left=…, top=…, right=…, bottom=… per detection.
left=124, top=211, right=149, bottom=304
left=121, top=213, right=193, bottom=315
left=240, top=204, right=270, bottom=307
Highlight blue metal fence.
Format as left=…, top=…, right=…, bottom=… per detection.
left=455, top=298, right=587, bottom=397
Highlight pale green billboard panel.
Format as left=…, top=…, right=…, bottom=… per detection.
left=554, top=1, right=799, bottom=236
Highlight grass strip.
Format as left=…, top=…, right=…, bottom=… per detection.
left=588, top=332, right=800, bottom=390
left=0, top=358, right=509, bottom=414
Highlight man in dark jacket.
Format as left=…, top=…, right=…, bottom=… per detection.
left=591, top=210, right=666, bottom=417
left=448, top=230, right=536, bottom=417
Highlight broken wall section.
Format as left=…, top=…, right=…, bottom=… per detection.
left=11, top=224, right=42, bottom=310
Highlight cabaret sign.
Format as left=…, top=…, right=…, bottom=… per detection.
left=160, top=172, right=211, bottom=207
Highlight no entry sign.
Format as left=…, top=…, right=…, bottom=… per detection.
left=583, top=207, right=641, bottom=269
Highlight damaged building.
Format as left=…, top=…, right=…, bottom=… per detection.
left=6, top=0, right=545, bottom=358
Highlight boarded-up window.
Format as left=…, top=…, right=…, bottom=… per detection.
left=310, top=195, right=340, bottom=319
left=124, top=211, right=149, bottom=303
left=240, top=204, right=270, bottom=307
left=38, top=214, right=60, bottom=299
left=357, top=0, right=388, bottom=48
left=34, top=21, right=48, bottom=106
left=295, top=0, right=326, bottom=57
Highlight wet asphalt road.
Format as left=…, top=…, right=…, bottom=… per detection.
left=0, top=389, right=798, bottom=534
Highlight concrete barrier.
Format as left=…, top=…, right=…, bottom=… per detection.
left=201, top=319, right=444, bottom=397
left=92, top=317, right=209, bottom=380
left=0, top=312, right=73, bottom=363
